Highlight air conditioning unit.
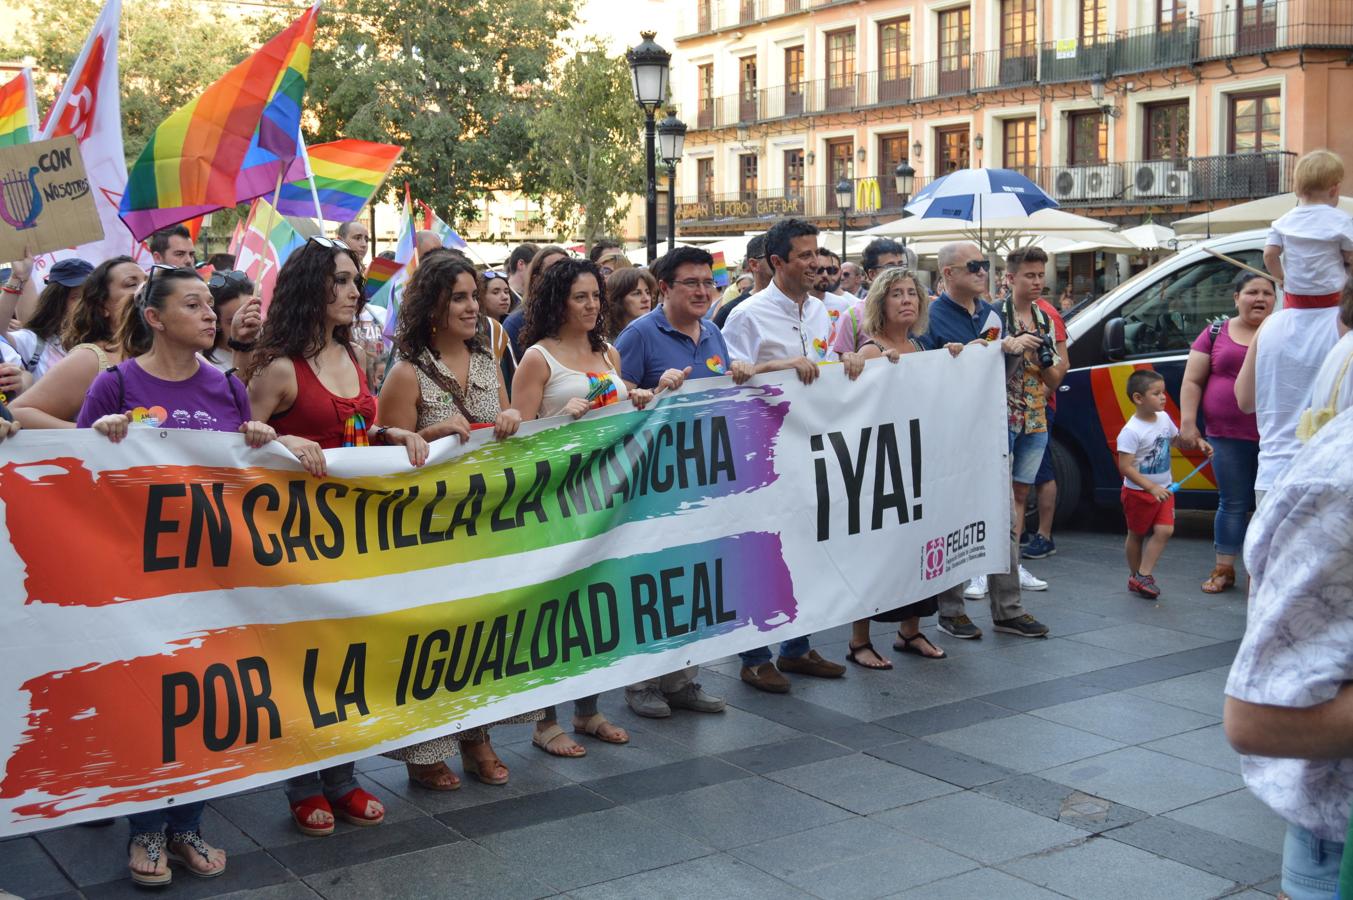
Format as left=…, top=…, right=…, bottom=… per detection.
left=1134, top=161, right=1192, bottom=198
left=1052, top=168, right=1086, bottom=201
left=1081, top=164, right=1123, bottom=200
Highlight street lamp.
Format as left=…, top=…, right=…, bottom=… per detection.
left=894, top=161, right=916, bottom=255
left=657, top=108, right=686, bottom=254
left=834, top=177, right=853, bottom=261
left=627, top=31, right=671, bottom=265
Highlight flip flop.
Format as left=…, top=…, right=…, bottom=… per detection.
left=893, top=631, right=947, bottom=659
left=846, top=641, right=893, bottom=670
left=532, top=723, right=587, bottom=757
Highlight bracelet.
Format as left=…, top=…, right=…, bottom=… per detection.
left=1, top=285, right=19, bottom=295
left=226, top=338, right=255, bottom=352
left=373, top=425, right=391, bottom=444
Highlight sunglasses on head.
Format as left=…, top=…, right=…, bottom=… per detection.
left=308, top=236, right=351, bottom=251
left=482, top=270, right=505, bottom=281
left=208, top=269, right=249, bottom=291
left=139, top=263, right=190, bottom=304
left=965, top=259, right=992, bottom=273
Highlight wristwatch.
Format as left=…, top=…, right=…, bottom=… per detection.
left=227, top=338, right=255, bottom=352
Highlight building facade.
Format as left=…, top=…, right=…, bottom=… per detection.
left=669, top=0, right=1353, bottom=238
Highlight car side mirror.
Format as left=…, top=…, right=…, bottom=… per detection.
left=1103, top=317, right=1126, bottom=361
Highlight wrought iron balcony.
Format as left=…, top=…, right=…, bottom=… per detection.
left=1036, top=152, right=1296, bottom=208
left=676, top=175, right=933, bottom=226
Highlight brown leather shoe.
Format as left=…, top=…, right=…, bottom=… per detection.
left=740, top=662, right=790, bottom=693
left=776, top=649, right=846, bottom=679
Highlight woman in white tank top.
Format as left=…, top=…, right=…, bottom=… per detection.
left=510, top=257, right=655, bottom=759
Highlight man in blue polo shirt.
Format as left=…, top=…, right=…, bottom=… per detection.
left=924, top=241, right=1050, bottom=642
left=615, top=245, right=730, bottom=718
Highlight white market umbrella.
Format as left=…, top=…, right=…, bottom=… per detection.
left=1118, top=222, right=1176, bottom=250
left=1173, top=193, right=1353, bottom=236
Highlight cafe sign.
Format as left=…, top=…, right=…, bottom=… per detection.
left=678, top=194, right=805, bottom=222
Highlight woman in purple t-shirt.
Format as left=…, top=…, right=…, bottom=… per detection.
left=1179, top=271, right=1275, bottom=593
left=76, top=266, right=279, bottom=887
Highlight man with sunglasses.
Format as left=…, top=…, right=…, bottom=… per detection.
left=923, top=241, right=1050, bottom=641
left=812, top=248, right=855, bottom=354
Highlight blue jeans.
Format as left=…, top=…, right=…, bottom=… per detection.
left=1208, top=435, right=1259, bottom=557
left=740, top=635, right=810, bottom=666
left=1282, top=823, right=1343, bottom=900
left=127, top=801, right=205, bottom=836
left=1008, top=428, right=1049, bottom=486
left=285, top=763, right=360, bottom=804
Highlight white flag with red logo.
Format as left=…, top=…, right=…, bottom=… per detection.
left=32, top=0, right=149, bottom=278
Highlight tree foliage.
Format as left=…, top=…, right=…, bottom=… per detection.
left=525, top=43, right=642, bottom=247
left=304, top=0, right=576, bottom=229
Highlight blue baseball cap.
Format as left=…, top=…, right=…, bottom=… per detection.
left=46, top=258, right=94, bottom=288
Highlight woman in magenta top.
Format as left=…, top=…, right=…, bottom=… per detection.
left=1179, top=271, right=1275, bottom=593
left=246, top=237, right=428, bottom=838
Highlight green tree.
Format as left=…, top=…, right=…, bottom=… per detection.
left=525, top=43, right=642, bottom=247
left=303, top=0, right=576, bottom=229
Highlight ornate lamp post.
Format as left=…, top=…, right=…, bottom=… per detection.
left=894, top=161, right=916, bottom=252
left=834, top=177, right=853, bottom=261
left=657, top=108, right=687, bottom=254
left=626, top=32, right=671, bottom=265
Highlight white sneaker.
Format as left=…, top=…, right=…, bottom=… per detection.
left=1019, top=566, right=1048, bottom=591
left=964, top=576, right=988, bottom=599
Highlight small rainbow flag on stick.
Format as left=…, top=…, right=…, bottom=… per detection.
left=364, top=256, right=402, bottom=302
left=0, top=69, right=37, bottom=147
left=711, top=251, right=729, bottom=288
left=276, top=139, right=403, bottom=222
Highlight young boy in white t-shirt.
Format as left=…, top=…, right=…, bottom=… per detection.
left=1264, top=149, right=1353, bottom=305
left=1116, top=370, right=1211, bottom=600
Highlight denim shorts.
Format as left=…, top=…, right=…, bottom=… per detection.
left=1009, top=428, right=1050, bottom=485
left=1282, top=823, right=1343, bottom=900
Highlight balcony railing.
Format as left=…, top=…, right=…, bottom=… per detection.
left=683, top=0, right=1352, bottom=130
left=679, top=0, right=849, bottom=37
left=675, top=154, right=1293, bottom=227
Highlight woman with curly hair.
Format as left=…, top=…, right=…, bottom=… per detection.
left=11, top=256, right=146, bottom=428
left=376, top=251, right=542, bottom=789
left=246, top=237, right=429, bottom=837
left=511, top=257, right=655, bottom=758
left=603, top=266, right=656, bottom=337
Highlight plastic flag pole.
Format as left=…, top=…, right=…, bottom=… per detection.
left=1168, top=457, right=1212, bottom=493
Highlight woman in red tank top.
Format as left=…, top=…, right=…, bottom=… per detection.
left=245, top=237, right=428, bottom=837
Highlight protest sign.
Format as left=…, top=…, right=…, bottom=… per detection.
left=0, top=347, right=1010, bottom=835
left=0, top=135, right=104, bottom=260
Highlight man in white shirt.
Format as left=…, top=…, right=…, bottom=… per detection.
left=1225, top=406, right=1353, bottom=900
left=811, top=248, right=854, bottom=357
left=722, top=218, right=846, bottom=692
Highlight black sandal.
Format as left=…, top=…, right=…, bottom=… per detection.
left=893, top=631, right=947, bottom=659
left=128, top=831, right=172, bottom=886
left=846, top=641, right=894, bottom=670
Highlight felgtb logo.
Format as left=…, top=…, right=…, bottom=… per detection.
left=922, top=538, right=946, bottom=580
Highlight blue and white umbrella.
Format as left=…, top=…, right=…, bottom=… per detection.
left=905, top=167, right=1058, bottom=221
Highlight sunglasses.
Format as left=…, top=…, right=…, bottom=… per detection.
left=482, top=271, right=505, bottom=281
left=818, top=266, right=840, bottom=276
left=208, top=269, right=249, bottom=291
left=964, top=259, right=992, bottom=274
left=308, top=236, right=352, bottom=251
left=141, top=262, right=186, bottom=299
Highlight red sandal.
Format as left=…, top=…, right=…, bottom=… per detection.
left=289, top=794, right=335, bottom=837
left=332, top=787, right=385, bottom=827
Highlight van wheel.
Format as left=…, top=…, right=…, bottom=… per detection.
left=1022, top=437, right=1086, bottom=533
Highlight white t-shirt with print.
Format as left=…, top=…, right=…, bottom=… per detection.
left=1116, top=412, right=1179, bottom=490
left=1266, top=203, right=1353, bottom=295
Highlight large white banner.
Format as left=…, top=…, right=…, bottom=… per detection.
left=0, top=346, right=1010, bottom=835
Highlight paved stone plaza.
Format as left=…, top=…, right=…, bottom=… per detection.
left=2, top=516, right=1284, bottom=899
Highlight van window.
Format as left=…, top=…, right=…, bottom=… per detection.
left=1117, top=250, right=1265, bottom=357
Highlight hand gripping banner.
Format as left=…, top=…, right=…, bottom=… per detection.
left=0, top=347, right=1010, bottom=835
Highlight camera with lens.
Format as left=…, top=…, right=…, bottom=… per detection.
left=1036, top=334, right=1056, bottom=369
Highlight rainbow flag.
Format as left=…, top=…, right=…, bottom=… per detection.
left=376, top=185, right=417, bottom=342
left=233, top=197, right=305, bottom=314
left=119, top=3, right=319, bottom=240
left=276, top=139, right=402, bottom=222
left=711, top=251, right=729, bottom=288
left=364, top=256, right=402, bottom=302
left=0, top=69, right=37, bottom=147
left=416, top=199, right=469, bottom=251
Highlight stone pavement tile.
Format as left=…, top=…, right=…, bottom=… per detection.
left=766, top=753, right=959, bottom=815
left=1126, top=669, right=1230, bottom=717
left=978, top=675, right=1111, bottom=712
left=212, top=883, right=323, bottom=900
left=570, top=853, right=813, bottom=899
left=1029, top=692, right=1219, bottom=744
left=616, top=703, right=801, bottom=755
left=1142, top=724, right=1242, bottom=774
left=1155, top=640, right=1243, bottom=673
left=1255, top=877, right=1283, bottom=895
left=1105, top=815, right=1282, bottom=886
left=211, top=775, right=424, bottom=850
left=1041, top=747, right=1243, bottom=815
left=267, top=816, right=461, bottom=877
left=0, top=836, right=77, bottom=898
left=82, top=850, right=295, bottom=900
left=583, top=756, right=751, bottom=805
left=867, top=740, right=1018, bottom=789
left=518, top=721, right=700, bottom=782
left=1074, top=656, right=1197, bottom=691
left=730, top=816, right=976, bottom=899
left=999, top=835, right=1237, bottom=899
left=1017, top=605, right=1123, bottom=638
left=989, top=636, right=1144, bottom=677
left=975, top=774, right=1149, bottom=834
left=885, top=866, right=1070, bottom=898
left=926, top=714, right=1125, bottom=773
left=875, top=698, right=1016, bottom=736
left=1065, top=623, right=1219, bottom=658
left=477, top=806, right=711, bottom=892
left=717, top=735, right=855, bottom=774
left=1227, top=893, right=1278, bottom=900
left=353, top=755, right=401, bottom=774
left=36, top=805, right=257, bottom=888
left=629, top=774, right=855, bottom=848
left=757, top=659, right=970, bottom=723
left=1164, top=789, right=1289, bottom=853
left=1157, top=608, right=1250, bottom=641
left=872, top=790, right=1085, bottom=865
left=436, top=784, right=612, bottom=838
left=304, top=839, right=555, bottom=900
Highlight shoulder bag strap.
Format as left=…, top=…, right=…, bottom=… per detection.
left=411, top=353, right=479, bottom=423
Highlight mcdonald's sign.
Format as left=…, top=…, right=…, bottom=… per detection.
left=855, top=177, right=882, bottom=213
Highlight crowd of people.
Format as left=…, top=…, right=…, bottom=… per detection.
left=2, top=150, right=1353, bottom=899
